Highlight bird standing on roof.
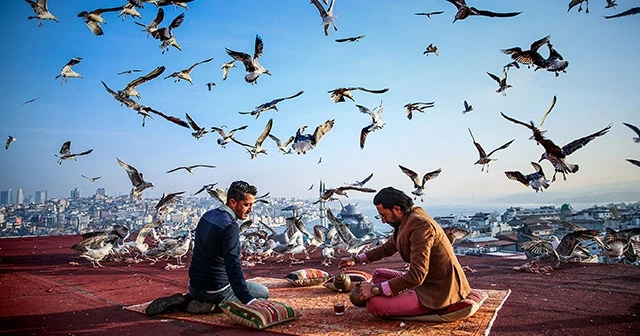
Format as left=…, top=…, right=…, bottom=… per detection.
left=226, top=35, right=270, bottom=84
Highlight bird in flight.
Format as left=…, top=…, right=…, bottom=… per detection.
left=398, top=165, right=442, bottom=202
left=205, top=82, right=216, bottom=91
left=155, top=191, right=186, bottom=216
left=504, top=162, right=550, bottom=193
left=468, top=128, right=515, bottom=172
left=164, top=58, right=213, bottom=85
left=211, top=125, right=249, bottom=149
left=233, top=118, right=274, bottom=159
left=117, top=69, right=143, bottom=75
left=185, top=113, right=209, bottom=140
left=327, top=87, right=389, bottom=103
left=157, top=0, right=195, bottom=10
left=166, top=164, right=216, bottom=174
left=404, top=102, right=435, bottom=120
left=622, top=122, right=640, bottom=143
left=604, top=7, right=640, bottom=19
left=119, top=66, right=165, bottom=99
left=56, top=57, right=83, bottom=85
left=357, top=101, right=385, bottom=149
left=221, top=60, right=236, bottom=81
left=117, top=157, right=154, bottom=200
left=55, top=141, right=93, bottom=164
left=313, top=185, right=376, bottom=204
left=22, top=98, right=39, bottom=105
left=81, top=175, right=101, bottom=182
left=26, top=0, right=58, bottom=26
left=423, top=43, right=439, bottom=56
left=335, top=35, right=365, bottom=43
left=567, top=0, right=589, bottom=14
left=538, top=42, right=569, bottom=77
left=226, top=35, right=271, bottom=85
left=345, top=173, right=374, bottom=187
left=414, top=11, right=444, bottom=18
left=118, top=2, right=142, bottom=21
left=445, top=0, right=521, bottom=23
left=627, top=159, right=640, bottom=168
left=5, top=136, right=16, bottom=150
left=193, top=183, right=219, bottom=196
left=502, top=35, right=550, bottom=69
left=487, top=68, right=512, bottom=95
left=150, top=11, right=185, bottom=53
left=268, top=133, right=295, bottom=154
left=309, top=0, right=338, bottom=36
left=292, top=119, right=335, bottom=154
left=77, top=6, right=124, bottom=35
left=462, top=100, right=473, bottom=114
left=239, top=90, right=304, bottom=119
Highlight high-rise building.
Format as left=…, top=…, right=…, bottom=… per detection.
left=35, top=190, right=48, bottom=204
left=96, top=188, right=106, bottom=196
left=16, top=188, right=23, bottom=204
left=70, top=188, right=81, bottom=199
left=0, top=189, right=12, bottom=205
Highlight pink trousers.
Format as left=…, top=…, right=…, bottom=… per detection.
left=366, top=268, right=430, bottom=317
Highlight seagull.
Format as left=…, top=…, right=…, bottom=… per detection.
left=81, top=175, right=101, bottom=182
left=503, top=61, right=520, bottom=71
left=155, top=191, right=185, bottom=216
left=308, top=184, right=314, bottom=191
left=626, top=159, right=640, bottom=168
left=120, top=66, right=165, bottom=99
left=193, top=183, right=218, bottom=196
left=205, top=82, right=216, bottom=91
left=118, top=2, right=142, bottom=21
left=505, top=162, right=550, bottom=193
left=75, top=242, right=114, bottom=268
left=239, top=90, right=304, bottom=119
left=423, top=43, right=439, bottom=56
left=211, top=125, right=249, bottom=148
left=225, top=35, right=271, bottom=84
left=601, top=227, right=640, bottom=262
left=165, top=164, right=216, bottom=174
left=292, top=119, right=335, bottom=154
left=487, top=68, right=512, bottom=95
left=604, top=7, right=640, bottom=19
left=55, top=57, right=83, bottom=85
left=134, top=6, right=164, bottom=38
left=318, top=157, right=322, bottom=164
left=445, top=0, right=522, bottom=23
left=233, top=118, right=273, bottom=159
left=501, top=95, right=558, bottom=142
left=151, top=12, right=184, bottom=53
left=117, top=157, right=154, bottom=200
left=414, top=11, right=444, bottom=18
left=164, top=58, right=213, bottom=84
left=345, top=173, right=374, bottom=187
left=221, top=60, right=236, bottom=81
left=77, top=6, right=124, bottom=35
left=157, top=0, right=195, bottom=10
left=328, top=87, right=389, bottom=103
left=335, top=35, right=365, bottom=43
left=185, top=113, right=209, bottom=139
left=622, top=122, right=640, bottom=143
left=268, top=134, right=294, bottom=154
left=537, top=42, right=569, bottom=77
left=443, top=227, right=471, bottom=245
left=502, top=35, right=550, bottom=69
left=357, top=101, right=385, bottom=149
left=25, top=0, right=58, bottom=26
left=398, top=165, right=442, bottom=201
left=468, top=128, right=515, bottom=172
left=462, top=100, right=473, bottom=114
left=309, top=0, right=338, bottom=36
left=5, top=136, right=16, bottom=150
left=165, top=235, right=192, bottom=265
left=568, top=0, right=589, bottom=14
left=55, top=141, right=93, bottom=164
left=604, top=0, right=618, bottom=9
left=22, top=98, right=39, bottom=105
left=117, top=69, right=143, bottom=75
left=404, top=102, right=435, bottom=120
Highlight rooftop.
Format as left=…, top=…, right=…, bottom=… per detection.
left=2, top=235, right=639, bottom=335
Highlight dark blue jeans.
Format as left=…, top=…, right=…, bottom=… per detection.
left=188, top=281, right=269, bottom=304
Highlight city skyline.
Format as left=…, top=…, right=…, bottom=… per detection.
left=1, top=1, right=639, bottom=205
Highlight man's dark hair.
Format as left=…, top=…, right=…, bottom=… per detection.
left=373, top=187, right=414, bottom=213
left=226, top=180, right=257, bottom=204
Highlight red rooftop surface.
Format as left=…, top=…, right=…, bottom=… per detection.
left=1, top=235, right=639, bottom=336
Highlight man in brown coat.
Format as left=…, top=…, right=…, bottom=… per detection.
left=339, top=186, right=471, bottom=317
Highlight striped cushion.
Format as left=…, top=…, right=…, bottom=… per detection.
left=285, top=268, right=330, bottom=286
left=391, top=289, right=488, bottom=322
left=219, top=300, right=300, bottom=329
left=323, top=270, right=373, bottom=292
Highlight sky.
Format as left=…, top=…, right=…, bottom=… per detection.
left=1, top=0, right=639, bottom=205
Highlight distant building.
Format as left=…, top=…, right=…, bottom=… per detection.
left=96, top=188, right=106, bottom=196
left=70, top=188, right=81, bottom=199
left=34, top=190, right=48, bottom=204
left=336, top=203, right=373, bottom=238
left=1, top=189, right=12, bottom=205
left=16, top=188, right=23, bottom=204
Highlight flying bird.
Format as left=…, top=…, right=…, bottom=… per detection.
left=601, top=227, right=640, bottom=262
left=487, top=68, right=512, bottom=95
left=26, top=0, right=59, bottom=26
left=193, top=183, right=218, bottom=196
left=292, top=119, right=335, bottom=154
left=462, top=100, right=473, bottom=114
left=22, top=98, right=39, bottom=105
left=345, top=173, right=374, bottom=187
left=81, top=175, right=101, bottom=182
left=55, top=141, right=93, bottom=164
left=239, top=90, right=304, bottom=119
left=55, top=57, right=83, bottom=84
left=423, top=43, right=439, bottom=56
left=357, top=101, right=385, bottom=149
left=156, top=0, right=195, bottom=10
left=314, top=185, right=376, bottom=204
left=604, top=7, right=640, bottom=19
left=328, top=87, right=389, bottom=103
left=309, top=0, right=338, bottom=36
left=443, top=227, right=471, bottom=245
left=77, top=6, right=124, bottom=35
left=185, top=113, right=209, bottom=139
left=165, top=164, right=216, bottom=174
left=119, top=65, right=165, bottom=99
left=468, top=128, right=515, bottom=172
left=404, top=102, right=435, bottom=120
left=537, top=42, right=569, bottom=77
left=503, top=61, right=520, bottom=71
left=118, top=2, right=142, bottom=21
left=504, top=162, right=550, bottom=193
left=225, top=35, right=271, bottom=84
left=117, top=157, right=154, bottom=200
left=134, top=6, right=164, bottom=38
left=117, top=69, right=143, bottom=75
left=164, top=58, right=213, bottom=84
left=414, top=11, right=444, bottom=18
left=445, top=0, right=522, bottom=23
left=150, top=12, right=184, bottom=53
left=211, top=125, right=249, bottom=148
left=500, top=95, right=557, bottom=142
left=398, top=165, right=442, bottom=201
left=268, top=134, right=295, bottom=154
left=221, top=60, right=236, bottom=81
left=604, top=0, right=618, bottom=9
left=5, top=136, right=16, bottom=150
left=233, top=118, right=273, bottom=159
left=155, top=191, right=185, bottom=216
left=205, top=82, right=216, bottom=91
left=568, top=0, right=590, bottom=14
left=626, top=159, right=640, bottom=168
left=502, top=35, right=550, bottom=69
left=335, top=35, right=365, bottom=43
left=622, top=122, right=640, bottom=143
left=308, top=184, right=314, bottom=191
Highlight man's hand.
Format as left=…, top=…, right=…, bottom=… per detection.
left=338, top=256, right=355, bottom=269
left=359, top=283, right=375, bottom=301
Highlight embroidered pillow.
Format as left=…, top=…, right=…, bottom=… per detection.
left=391, top=289, right=488, bottom=322
left=285, top=268, right=330, bottom=286
left=219, top=300, right=300, bottom=329
left=323, top=270, right=373, bottom=292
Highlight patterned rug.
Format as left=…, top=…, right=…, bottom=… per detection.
left=125, top=277, right=511, bottom=336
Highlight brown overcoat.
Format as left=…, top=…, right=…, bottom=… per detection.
left=364, top=206, right=471, bottom=309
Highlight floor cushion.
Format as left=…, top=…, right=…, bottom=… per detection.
left=219, top=299, right=300, bottom=329
left=285, top=268, right=330, bottom=286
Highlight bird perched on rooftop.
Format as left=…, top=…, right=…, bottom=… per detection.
left=502, top=35, right=550, bottom=69
left=150, top=11, right=184, bottom=53
left=423, top=43, right=439, bottom=56
left=117, top=157, right=154, bottom=200
left=487, top=68, right=512, bottom=95
left=335, top=35, right=365, bottom=43
left=119, top=66, right=165, bottom=99
left=233, top=118, right=273, bottom=159
left=462, top=100, right=473, bottom=114
left=313, top=185, right=376, bottom=204
left=414, top=11, right=444, bottom=18
left=185, top=113, right=209, bottom=139
left=268, top=133, right=294, bottom=154
left=568, top=0, right=590, bottom=14
left=601, top=227, right=640, bottom=263
left=468, top=128, right=515, bottom=172
left=164, top=58, right=213, bottom=85
left=622, top=122, right=640, bottom=143
left=292, top=119, right=335, bottom=154
left=521, top=226, right=608, bottom=268
left=211, top=125, right=249, bottom=148
left=165, top=164, right=216, bottom=174
left=404, top=102, right=435, bottom=120
left=505, top=162, right=550, bottom=193
left=443, top=227, right=471, bottom=245
left=55, top=57, right=83, bottom=85
left=25, top=0, right=58, bottom=26
left=55, top=141, right=93, bottom=164
left=239, top=90, right=304, bottom=119
left=537, top=42, right=569, bottom=77
left=226, top=35, right=271, bottom=84
left=327, top=87, right=389, bottom=103
left=345, top=173, right=374, bottom=187
left=5, top=136, right=16, bottom=150
left=603, top=7, right=640, bottom=19
left=81, top=175, right=101, bottom=182
left=445, top=0, right=522, bottom=23
left=309, top=0, right=338, bottom=36
left=77, top=6, right=124, bottom=35
left=357, top=101, right=385, bottom=149
left=398, top=165, right=442, bottom=202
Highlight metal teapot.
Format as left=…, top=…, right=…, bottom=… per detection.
left=333, top=271, right=352, bottom=292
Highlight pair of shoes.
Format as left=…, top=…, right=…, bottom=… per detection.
left=145, top=293, right=187, bottom=316
left=186, top=299, right=220, bottom=314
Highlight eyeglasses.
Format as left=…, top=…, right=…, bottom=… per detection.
left=375, top=211, right=390, bottom=221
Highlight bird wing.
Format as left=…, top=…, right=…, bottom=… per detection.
left=59, top=141, right=71, bottom=155
left=604, top=7, right=640, bottom=19
left=355, top=87, right=389, bottom=94
left=421, top=168, right=442, bottom=186
left=309, top=0, right=328, bottom=17
left=487, top=72, right=501, bottom=84
left=268, top=134, right=283, bottom=147
left=187, top=57, right=213, bottom=72
left=505, top=171, right=528, bottom=185
left=561, top=124, right=611, bottom=156
left=71, top=232, right=108, bottom=251
left=627, top=159, right=640, bottom=167
left=398, top=165, right=421, bottom=187
left=530, top=35, right=551, bottom=52
left=253, top=34, right=264, bottom=59
left=445, top=0, right=464, bottom=10
left=168, top=12, right=184, bottom=32
left=229, top=125, right=249, bottom=135
left=557, top=220, right=588, bottom=232
left=500, top=112, right=535, bottom=131
left=255, top=118, right=273, bottom=147
left=325, top=208, right=356, bottom=244
left=360, top=125, right=370, bottom=149
left=93, top=6, right=125, bottom=15
left=538, top=95, right=557, bottom=128
left=279, top=90, right=304, bottom=102
left=185, top=112, right=200, bottom=131
left=486, top=138, right=515, bottom=158
left=192, top=164, right=216, bottom=169
left=337, top=185, right=377, bottom=194
left=531, top=161, right=544, bottom=174
left=623, top=122, right=640, bottom=137
left=468, top=128, right=487, bottom=158
left=193, top=183, right=216, bottom=195
left=75, top=149, right=94, bottom=157
left=359, top=173, right=374, bottom=186
left=470, top=8, right=521, bottom=18
left=145, top=106, right=190, bottom=128
left=463, top=100, right=471, bottom=110
left=356, top=104, right=374, bottom=118
left=210, top=126, right=227, bottom=137
left=155, top=191, right=185, bottom=210
left=149, top=7, right=164, bottom=28
left=117, top=157, right=143, bottom=187
left=312, top=119, right=335, bottom=145
left=225, top=48, right=253, bottom=72
left=165, top=166, right=185, bottom=173
left=125, top=66, right=165, bottom=90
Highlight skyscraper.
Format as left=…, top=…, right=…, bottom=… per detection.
left=70, top=188, right=81, bottom=199
left=35, top=190, right=48, bottom=204
left=96, top=188, right=106, bottom=196
left=0, top=189, right=12, bottom=205
left=16, top=188, right=23, bottom=204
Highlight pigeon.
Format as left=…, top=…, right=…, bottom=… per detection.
left=185, top=113, right=209, bottom=139
left=567, top=0, right=589, bottom=14
left=423, top=43, right=439, bottom=56
left=398, top=165, right=442, bottom=201
left=357, top=101, right=385, bottom=149
left=55, top=141, right=93, bottom=164
left=309, top=0, right=338, bottom=36
left=335, top=35, right=365, bottom=43
left=5, top=136, right=16, bottom=150
left=239, top=90, right=304, bottom=119
left=292, top=119, right=335, bottom=154
left=462, top=100, right=473, bottom=114
left=26, top=0, right=59, bottom=26
left=81, top=175, right=101, bottom=182
left=55, top=57, right=83, bottom=85
left=233, top=118, right=273, bottom=159
left=77, top=6, right=124, bottom=35
left=327, top=87, right=389, bottom=103
left=164, top=58, right=213, bottom=84
left=345, top=173, right=374, bottom=187
left=225, top=35, right=271, bottom=84
left=604, top=7, right=640, bottom=19
left=119, top=66, right=165, bottom=99
left=502, top=35, right=550, bottom=69
left=221, top=60, right=236, bottom=81
left=414, top=11, right=444, bottom=18
left=505, top=162, right=550, bottom=192
left=268, top=134, right=294, bottom=154
left=166, top=164, right=216, bottom=174
left=445, top=0, right=521, bottom=23
left=622, top=122, right=640, bottom=143
left=116, top=157, right=154, bottom=200
left=487, top=68, right=512, bottom=95
left=468, top=128, right=515, bottom=172
left=211, top=125, right=249, bottom=148
left=150, top=12, right=184, bottom=53
left=313, top=185, right=376, bottom=204
left=404, top=102, right=435, bottom=120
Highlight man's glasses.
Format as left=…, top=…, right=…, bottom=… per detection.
left=375, top=211, right=390, bottom=220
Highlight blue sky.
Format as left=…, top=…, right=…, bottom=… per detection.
left=1, top=0, right=639, bottom=204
